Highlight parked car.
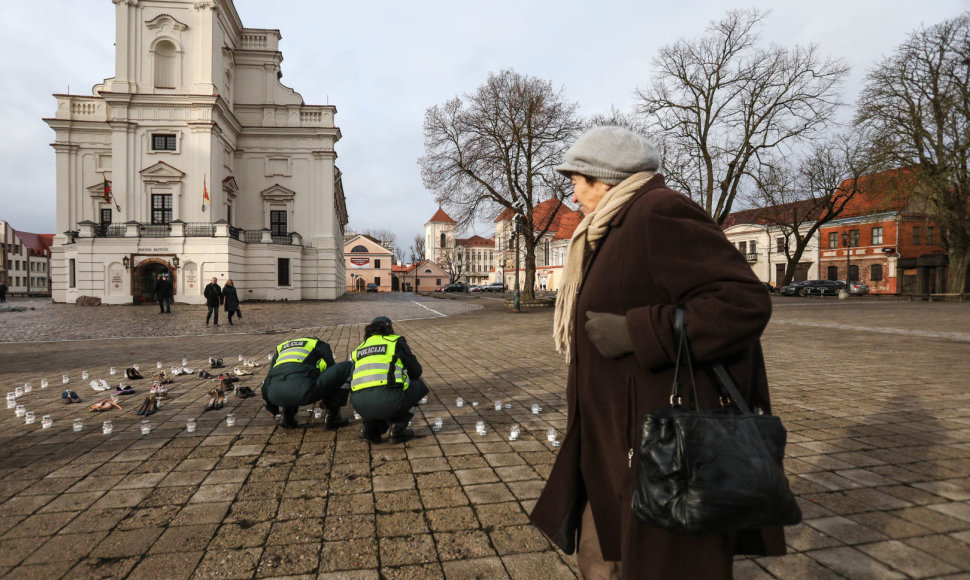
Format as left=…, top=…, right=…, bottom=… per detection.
left=469, top=285, right=485, bottom=293
left=365, top=283, right=378, bottom=293
left=482, top=282, right=506, bottom=293
left=442, top=282, right=469, bottom=293
left=782, top=279, right=844, bottom=297
left=844, top=281, right=870, bottom=295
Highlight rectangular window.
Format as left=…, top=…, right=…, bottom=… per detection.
left=927, top=227, right=934, bottom=245
left=849, top=229, right=860, bottom=247
left=749, top=240, right=757, bottom=255
left=738, top=241, right=747, bottom=254
left=436, top=278, right=441, bottom=286
left=848, top=265, right=859, bottom=282
left=871, top=264, right=883, bottom=282
left=375, top=259, right=381, bottom=269
left=151, top=194, right=173, bottom=224
left=151, top=134, right=177, bottom=151
left=828, top=233, right=838, bottom=249
left=277, top=258, right=290, bottom=286
left=871, top=227, right=883, bottom=246
left=69, top=259, right=76, bottom=288
left=374, top=277, right=381, bottom=285
left=827, top=266, right=839, bottom=281
left=101, top=208, right=112, bottom=225
left=913, top=226, right=921, bottom=245
left=270, top=211, right=287, bottom=236
left=227, top=204, right=232, bottom=226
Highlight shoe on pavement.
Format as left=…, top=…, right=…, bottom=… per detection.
left=358, top=422, right=383, bottom=444
left=324, top=408, right=349, bottom=430
left=389, top=425, right=414, bottom=444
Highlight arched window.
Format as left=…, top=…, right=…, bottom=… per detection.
left=154, top=40, right=177, bottom=89
left=440, top=232, right=446, bottom=248
left=351, top=245, right=368, bottom=253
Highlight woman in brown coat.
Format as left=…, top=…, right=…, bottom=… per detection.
left=530, top=127, right=786, bottom=579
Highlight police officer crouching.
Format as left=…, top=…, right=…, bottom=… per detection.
left=351, top=316, right=430, bottom=444
left=262, top=337, right=353, bottom=429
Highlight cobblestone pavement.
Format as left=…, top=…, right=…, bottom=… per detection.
left=0, top=295, right=968, bottom=579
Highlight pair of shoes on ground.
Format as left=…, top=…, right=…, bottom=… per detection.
left=357, top=421, right=413, bottom=444
left=61, top=390, right=81, bottom=404
left=125, top=368, right=144, bottom=380
left=90, top=379, right=111, bottom=392
left=89, top=398, right=122, bottom=412
left=171, top=367, right=194, bottom=376
left=136, top=395, right=159, bottom=416
left=322, top=405, right=350, bottom=430
left=232, top=367, right=253, bottom=376
left=243, top=359, right=260, bottom=368
left=150, top=384, right=169, bottom=398
left=235, top=385, right=257, bottom=399
left=203, top=389, right=225, bottom=412
left=209, top=357, right=225, bottom=369
left=216, top=374, right=239, bottom=383
left=198, top=369, right=214, bottom=379
left=114, top=385, right=135, bottom=396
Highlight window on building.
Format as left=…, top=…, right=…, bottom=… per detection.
left=375, top=259, right=381, bottom=269
left=827, top=266, right=839, bottom=280
left=872, top=227, right=883, bottom=245
left=738, top=241, right=747, bottom=254
left=69, top=259, right=76, bottom=288
left=828, top=232, right=838, bottom=249
left=749, top=240, right=757, bottom=255
left=871, top=264, right=883, bottom=281
left=913, top=226, right=921, bottom=245
left=151, top=194, right=173, bottom=224
left=227, top=204, right=232, bottom=226
left=270, top=211, right=287, bottom=236
left=277, top=258, right=290, bottom=286
left=848, top=265, right=859, bottom=282
left=151, top=134, right=177, bottom=151
left=153, top=40, right=177, bottom=89
left=100, top=208, right=112, bottom=225
left=440, top=232, right=446, bottom=249
left=374, top=277, right=381, bottom=285
left=849, top=229, right=860, bottom=247
left=927, top=227, right=935, bottom=244
left=436, top=278, right=441, bottom=286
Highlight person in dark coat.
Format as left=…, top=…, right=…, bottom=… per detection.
left=261, top=337, right=353, bottom=429
left=350, top=316, right=429, bottom=444
left=222, top=279, right=241, bottom=325
left=152, top=273, right=173, bottom=314
left=0, top=282, right=7, bottom=303
left=203, top=277, right=222, bottom=326
left=530, top=127, right=786, bottom=579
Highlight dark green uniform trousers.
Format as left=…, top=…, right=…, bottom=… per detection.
left=262, top=361, right=354, bottom=419
left=350, top=378, right=429, bottom=433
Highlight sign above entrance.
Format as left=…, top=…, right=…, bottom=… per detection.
left=137, top=247, right=170, bottom=253
left=350, top=257, right=370, bottom=268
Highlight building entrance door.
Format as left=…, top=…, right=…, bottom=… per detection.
left=133, top=263, right=170, bottom=304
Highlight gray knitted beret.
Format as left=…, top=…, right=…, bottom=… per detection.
left=555, top=126, right=660, bottom=185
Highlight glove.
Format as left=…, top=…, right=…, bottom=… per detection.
left=584, top=311, right=634, bottom=359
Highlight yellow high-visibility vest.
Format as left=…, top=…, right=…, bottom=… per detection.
left=274, top=338, right=328, bottom=373
left=351, top=334, right=409, bottom=391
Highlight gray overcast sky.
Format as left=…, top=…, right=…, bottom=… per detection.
left=0, top=0, right=965, bottom=248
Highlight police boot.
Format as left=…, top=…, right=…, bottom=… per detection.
left=280, top=408, right=299, bottom=429
left=358, top=420, right=383, bottom=444
left=323, top=406, right=349, bottom=430
left=389, top=424, right=414, bottom=444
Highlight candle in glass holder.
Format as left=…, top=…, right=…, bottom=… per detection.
left=23, top=383, right=32, bottom=394
left=494, top=400, right=502, bottom=411
left=140, top=420, right=151, bottom=435
left=6, top=393, right=16, bottom=409
left=156, top=361, right=162, bottom=369
left=226, top=414, right=236, bottom=427
left=432, top=417, right=443, bottom=432
left=238, top=354, right=243, bottom=361
left=109, top=367, right=116, bottom=375
left=15, top=405, right=26, bottom=417
left=419, top=396, right=428, bottom=405
left=186, top=418, right=197, bottom=433
left=455, top=397, right=464, bottom=407
left=547, top=428, right=557, bottom=442
left=353, top=411, right=361, bottom=421
left=313, top=407, right=322, bottom=419
left=509, top=424, right=520, bottom=441
left=531, top=403, right=542, bottom=415
left=24, top=411, right=36, bottom=425
left=102, top=420, right=113, bottom=434
left=504, top=402, right=512, bottom=409
left=41, top=415, right=53, bottom=429
left=40, top=379, right=48, bottom=389
left=133, top=364, right=139, bottom=371
left=14, top=386, right=23, bottom=398
left=181, top=358, right=188, bottom=367
left=81, top=370, right=89, bottom=380
left=475, top=420, right=487, bottom=436
left=73, top=418, right=84, bottom=432
left=62, top=374, right=70, bottom=384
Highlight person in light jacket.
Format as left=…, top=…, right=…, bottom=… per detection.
left=530, top=127, right=785, bottom=579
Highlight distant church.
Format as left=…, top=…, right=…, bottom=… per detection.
left=45, top=0, right=348, bottom=304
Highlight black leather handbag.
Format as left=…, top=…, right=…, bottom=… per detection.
left=631, top=307, right=802, bottom=535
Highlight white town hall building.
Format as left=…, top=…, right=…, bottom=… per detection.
left=45, top=0, right=348, bottom=304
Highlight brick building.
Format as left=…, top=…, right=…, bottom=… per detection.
left=0, top=221, right=53, bottom=297
left=819, top=169, right=946, bottom=295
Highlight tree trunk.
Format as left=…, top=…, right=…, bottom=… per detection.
left=522, top=235, right=536, bottom=302
left=782, top=241, right=810, bottom=285
left=947, top=247, right=970, bottom=295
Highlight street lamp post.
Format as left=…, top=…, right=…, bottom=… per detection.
left=840, top=231, right=850, bottom=299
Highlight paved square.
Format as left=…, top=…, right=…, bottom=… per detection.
left=0, top=294, right=968, bottom=578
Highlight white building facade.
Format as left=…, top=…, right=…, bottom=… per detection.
left=45, top=0, right=348, bottom=305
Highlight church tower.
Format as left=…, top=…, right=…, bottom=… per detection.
left=424, top=208, right=456, bottom=264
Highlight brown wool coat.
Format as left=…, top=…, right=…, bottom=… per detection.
left=530, top=176, right=787, bottom=579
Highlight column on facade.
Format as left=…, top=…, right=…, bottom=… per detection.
left=109, top=0, right=137, bottom=93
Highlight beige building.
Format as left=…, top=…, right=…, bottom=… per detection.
left=45, top=0, right=348, bottom=305
left=0, top=221, right=53, bottom=296
left=344, top=234, right=392, bottom=292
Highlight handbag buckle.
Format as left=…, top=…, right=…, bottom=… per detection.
left=719, top=395, right=733, bottom=407
left=670, top=394, right=684, bottom=407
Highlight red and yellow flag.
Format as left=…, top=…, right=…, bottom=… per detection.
left=103, top=178, right=112, bottom=203
left=202, top=176, right=209, bottom=212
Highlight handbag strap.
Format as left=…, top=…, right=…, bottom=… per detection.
left=672, top=306, right=752, bottom=415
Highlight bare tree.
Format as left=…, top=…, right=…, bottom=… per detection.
left=393, top=246, right=406, bottom=264
left=409, top=234, right=425, bottom=265
left=636, top=9, right=849, bottom=224
left=440, top=246, right=467, bottom=284
left=420, top=69, right=584, bottom=301
left=751, top=136, right=873, bottom=285
left=856, top=14, right=970, bottom=294
left=361, top=229, right=396, bottom=250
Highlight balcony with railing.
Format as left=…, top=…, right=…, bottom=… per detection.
left=745, top=253, right=758, bottom=262
left=75, top=220, right=301, bottom=246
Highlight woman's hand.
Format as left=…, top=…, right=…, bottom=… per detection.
left=585, top=311, right=634, bottom=358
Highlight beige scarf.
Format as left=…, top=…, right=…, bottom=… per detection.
left=553, top=172, right=655, bottom=359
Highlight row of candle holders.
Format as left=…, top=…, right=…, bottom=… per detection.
left=76, top=414, right=237, bottom=435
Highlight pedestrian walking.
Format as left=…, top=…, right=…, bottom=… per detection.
left=152, top=273, right=173, bottom=314
left=350, top=316, right=429, bottom=444
left=204, top=277, right=222, bottom=326
left=530, top=126, right=785, bottom=578
left=261, top=336, right=353, bottom=429
left=223, top=279, right=242, bottom=325
left=0, top=281, right=7, bottom=303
